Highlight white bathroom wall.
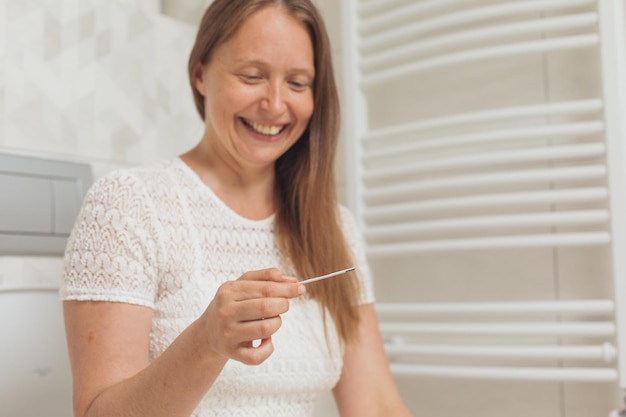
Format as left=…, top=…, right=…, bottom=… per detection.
left=161, top=0, right=208, bottom=25
left=0, top=0, right=202, bottom=287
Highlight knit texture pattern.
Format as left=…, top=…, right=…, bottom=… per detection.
left=61, top=158, right=374, bottom=417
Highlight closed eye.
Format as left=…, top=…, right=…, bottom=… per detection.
left=239, top=73, right=262, bottom=83
left=288, top=80, right=310, bottom=91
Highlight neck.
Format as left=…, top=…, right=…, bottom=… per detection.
left=180, top=142, right=277, bottom=220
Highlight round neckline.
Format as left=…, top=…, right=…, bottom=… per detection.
left=173, top=157, right=276, bottom=226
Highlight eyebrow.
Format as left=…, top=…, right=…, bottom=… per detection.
left=236, top=58, right=315, bottom=77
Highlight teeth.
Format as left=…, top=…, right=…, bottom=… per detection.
left=245, top=119, right=284, bottom=136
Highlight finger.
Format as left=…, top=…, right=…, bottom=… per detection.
left=236, top=315, right=283, bottom=342
left=236, top=338, right=275, bottom=366
left=239, top=268, right=298, bottom=283
left=230, top=280, right=305, bottom=302
left=235, top=298, right=290, bottom=322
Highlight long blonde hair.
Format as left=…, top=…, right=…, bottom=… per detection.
left=188, top=0, right=361, bottom=344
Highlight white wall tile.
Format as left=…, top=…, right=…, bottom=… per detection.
left=0, top=257, right=64, bottom=289
left=1, top=0, right=202, bottom=169
left=0, top=0, right=202, bottom=290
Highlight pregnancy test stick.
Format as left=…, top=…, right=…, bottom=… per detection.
left=300, top=267, right=356, bottom=285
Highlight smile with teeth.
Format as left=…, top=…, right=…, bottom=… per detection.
left=242, top=118, right=286, bottom=136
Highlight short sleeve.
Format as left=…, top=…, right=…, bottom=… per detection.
left=60, top=170, right=160, bottom=308
left=338, top=206, right=375, bottom=305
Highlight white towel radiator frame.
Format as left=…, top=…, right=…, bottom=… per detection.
left=342, top=0, right=626, bottom=413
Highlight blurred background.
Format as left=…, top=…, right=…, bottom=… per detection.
left=2, top=0, right=626, bottom=416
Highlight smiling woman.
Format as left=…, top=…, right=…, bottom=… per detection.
left=186, top=5, right=315, bottom=177
left=60, top=1, right=412, bottom=417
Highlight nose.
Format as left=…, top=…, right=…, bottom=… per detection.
left=261, top=81, right=287, bottom=115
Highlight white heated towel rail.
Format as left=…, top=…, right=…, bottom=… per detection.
left=342, top=0, right=626, bottom=413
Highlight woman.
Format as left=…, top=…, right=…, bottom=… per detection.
left=61, top=0, right=412, bottom=416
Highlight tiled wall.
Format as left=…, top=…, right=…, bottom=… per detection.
left=0, top=0, right=203, bottom=288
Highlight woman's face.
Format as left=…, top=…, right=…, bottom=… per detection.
left=195, top=6, right=315, bottom=170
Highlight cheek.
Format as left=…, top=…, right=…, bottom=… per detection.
left=206, top=86, right=245, bottom=123
left=299, top=94, right=315, bottom=122
left=219, top=84, right=260, bottom=114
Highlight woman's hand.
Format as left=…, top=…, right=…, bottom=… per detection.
left=63, top=268, right=304, bottom=417
left=199, top=268, right=305, bottom=365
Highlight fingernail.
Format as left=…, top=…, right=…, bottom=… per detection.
left=298, top=284, right=306, bottom=295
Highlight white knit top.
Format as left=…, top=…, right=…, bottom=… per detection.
left=60, top=158, right=374, bottom=417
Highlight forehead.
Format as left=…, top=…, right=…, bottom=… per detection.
left=217, top=6, right=315, bottom=70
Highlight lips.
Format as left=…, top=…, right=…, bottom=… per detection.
left=241, top=117, right=287, bottom=136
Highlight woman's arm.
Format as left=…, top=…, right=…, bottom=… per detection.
left=64, top=268, right=304, bottom=417
left=64, top=300, right=224, bottom=417
left=332, top=304, right=413, bottom=417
